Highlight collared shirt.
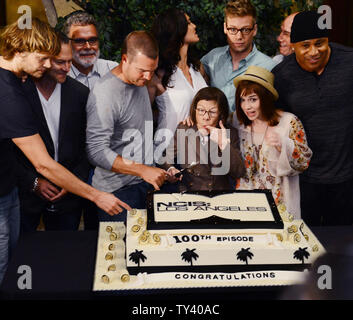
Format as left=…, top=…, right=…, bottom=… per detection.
left=201, top=44, right=276, bottom=117
left=68, top=58, right=118, bottom=89
left=273, top=42, right=353, bottom=184
left=37, top=84, right=61, bottom=161
left=272, top=54, right=284, bottom=64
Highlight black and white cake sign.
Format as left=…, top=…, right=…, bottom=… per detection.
left=153, top=192, right=275, bottom=222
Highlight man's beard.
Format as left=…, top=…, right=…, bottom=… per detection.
left=73, top=49, right=100, bottom=69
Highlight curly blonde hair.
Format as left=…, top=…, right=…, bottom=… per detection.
left=0, top=18, right=60, bottom=60
left=224, top=0, right=257, bottom=22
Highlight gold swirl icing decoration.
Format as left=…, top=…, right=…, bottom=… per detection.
left=101, top=275, right=110, bottom=284
left=108, top=264, right=116, bottom=272
left=105, top=252, right=114, bottom=260
left=152, top=233, right=161, bottom=244
left=129, top=208, right=138, bottom=217
left=121, top=274, right=130, bottom=283
left=109, top=232, right=119, bottom=241
left=287, top=225, right=298, bottom=234
left=277, top=203, right=294, bottom=222
left=312, top=244, right=319, bottom=252
left=139, top=233, right=149, bottom=244
left=131, top=225, right=141, bottom=234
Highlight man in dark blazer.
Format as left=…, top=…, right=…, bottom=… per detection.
left=17, top=34, right=90, bottom=231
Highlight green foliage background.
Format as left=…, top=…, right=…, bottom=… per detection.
left=61, top=0, right=323, bottom=61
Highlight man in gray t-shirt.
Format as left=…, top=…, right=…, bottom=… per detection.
left=86, top=31, right=168, bottom=222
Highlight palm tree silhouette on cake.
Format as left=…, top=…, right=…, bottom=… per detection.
left=293, top=247, right=310, bottom=264
left=236, top=248, right=254, bottom=265
left=129, top=249, right=147, bottom=267
left=181, top=248, right=199, bottom=266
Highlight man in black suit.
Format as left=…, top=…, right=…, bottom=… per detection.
left=17, top=34, right=90, bottom=231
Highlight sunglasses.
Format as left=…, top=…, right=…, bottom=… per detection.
left=69, top=37, right=99, bottom=46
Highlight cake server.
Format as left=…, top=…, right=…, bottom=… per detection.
left=174, top=161, right=199, bottom=178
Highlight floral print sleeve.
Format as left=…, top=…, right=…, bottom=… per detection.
left=236, top=113, right=311, bottom=219
left=288, top=116, right=312, bottom=172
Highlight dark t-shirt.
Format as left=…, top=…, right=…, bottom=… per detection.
left=272, top=43, right=353, bottom=184
left=0, top=67, right=37, bottom=196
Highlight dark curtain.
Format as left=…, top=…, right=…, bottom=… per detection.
left=325, top=0, right=353, bottom=47
left=0, top=0, right=6, bottom=26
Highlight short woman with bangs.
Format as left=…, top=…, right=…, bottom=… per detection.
left=233, top=66, right=312, bottom=219
left=161, top=87, right=245, bottom=192
left=148, top=8, right=208, bottom=153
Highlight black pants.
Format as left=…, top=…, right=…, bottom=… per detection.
left=300, top=177, right=353, bottom=226
left=82, top=168, right=98, bottom=230
left=20, top=202, right=82, bottom=232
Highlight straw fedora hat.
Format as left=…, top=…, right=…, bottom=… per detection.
left=233, top=65, right=279, bottom=100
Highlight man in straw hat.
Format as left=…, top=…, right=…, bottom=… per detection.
left=233, top=65, right=312, bottom=220
left=272, top=11, right=353, bottom=226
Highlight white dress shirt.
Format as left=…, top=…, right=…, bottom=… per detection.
left=68, top=58, right=118, bottom=89
left=37, top=84, right=61, bottom=161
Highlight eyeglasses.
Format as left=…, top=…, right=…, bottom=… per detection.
left=226, top=25, right=256, bottom=36
left=196, top=108, right=218, bottom=118
left=69, top=37, right=99, bottom=46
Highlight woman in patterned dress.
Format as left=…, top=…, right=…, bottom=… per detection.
left=233, top=66, right=312, bottom=218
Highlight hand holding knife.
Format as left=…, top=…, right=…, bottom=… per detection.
left=174, top=161, right=199, bottom=178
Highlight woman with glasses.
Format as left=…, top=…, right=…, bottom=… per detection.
left=233, top=66, right=312, bottom=219
left=148, top=9, right=208, bottom=158
left=161, top=87, right=245, bottom=192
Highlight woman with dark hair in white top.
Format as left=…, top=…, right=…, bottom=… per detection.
left=148, top=8, right=208, bottom=159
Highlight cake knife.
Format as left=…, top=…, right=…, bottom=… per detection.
left=174, top=161, right=199, bottom=178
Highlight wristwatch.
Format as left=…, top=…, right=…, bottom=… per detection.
left=32, top=177, right=39, bottom=192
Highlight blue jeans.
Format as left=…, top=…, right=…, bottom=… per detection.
left=98, top=181, right=153, bottom=223
left=0, top=188, right=20, bottom=285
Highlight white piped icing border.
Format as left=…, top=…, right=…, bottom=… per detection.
left=93, top=221, right=322, bottom=291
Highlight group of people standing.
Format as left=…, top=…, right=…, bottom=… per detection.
left=1, top=0, right=353, bottom=285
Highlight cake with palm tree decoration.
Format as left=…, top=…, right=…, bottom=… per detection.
left=181, top=248, right=199, bottom=266
left=125, top=190, right=324, bottom=275
left=93, top=190, right=326, bottom=291
left=236, top=248, right=254, bottom=265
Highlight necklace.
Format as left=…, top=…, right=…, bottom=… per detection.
left=250, top=123, right=268, bottom=174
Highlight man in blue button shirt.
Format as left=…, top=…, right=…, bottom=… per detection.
left=201, top=0, right=276, bottom=126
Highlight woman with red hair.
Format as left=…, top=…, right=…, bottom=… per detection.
left=234, top=66, right=312, bottom=219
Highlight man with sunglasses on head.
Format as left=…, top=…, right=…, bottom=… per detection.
left=201, top=0, right=276, bottom=126
left=64, top=11, right=118, bottom=90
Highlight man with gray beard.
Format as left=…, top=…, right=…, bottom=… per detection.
left=64, top=11, right=118, bottom=229
left=64, top=11, right=118, bottom=89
